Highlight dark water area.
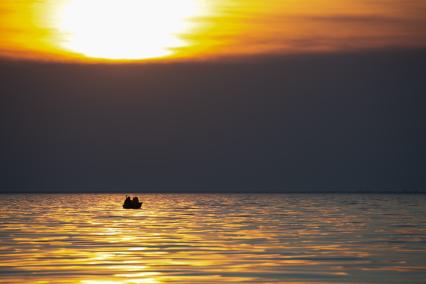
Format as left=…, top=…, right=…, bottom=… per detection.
left=0, top=194, right=425, bottom=283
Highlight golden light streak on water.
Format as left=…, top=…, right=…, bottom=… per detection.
left=0, top=194, right=425, bottom=283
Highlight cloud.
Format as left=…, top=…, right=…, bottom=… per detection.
left=1, top=0, right=426, bottom=61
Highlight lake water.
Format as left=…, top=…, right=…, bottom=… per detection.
left=0, top=194, right=425, bottom=283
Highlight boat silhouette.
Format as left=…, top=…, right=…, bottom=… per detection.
left=123, top=196, right=143, bottom=209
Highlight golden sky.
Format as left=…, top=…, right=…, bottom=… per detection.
left=1, top=0, right=425, bottom=62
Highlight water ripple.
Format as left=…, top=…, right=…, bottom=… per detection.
left=0, top=194, right=425, bottom=283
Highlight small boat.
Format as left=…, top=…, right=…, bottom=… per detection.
left=123, top=196, right=143, bottom=209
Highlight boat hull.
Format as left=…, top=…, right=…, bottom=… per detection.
left=123, top=202, right=143, bottom=209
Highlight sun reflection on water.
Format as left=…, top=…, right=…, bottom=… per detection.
left=0, top=194, right=425, bottom=283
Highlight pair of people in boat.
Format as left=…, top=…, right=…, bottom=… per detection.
left=125, top=196, right=139, bottom=204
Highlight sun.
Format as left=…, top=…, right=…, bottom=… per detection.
left=53, top=0, right=204, bottom=60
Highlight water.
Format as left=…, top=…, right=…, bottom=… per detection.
left=0, top=194, right=425, bottom=283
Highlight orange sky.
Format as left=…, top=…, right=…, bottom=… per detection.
left=1, top=0, right=426, bottom=62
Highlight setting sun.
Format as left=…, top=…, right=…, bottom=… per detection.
left=52, top=0, right=204, bottom=60
left=0, top=0, right=425, bottom=62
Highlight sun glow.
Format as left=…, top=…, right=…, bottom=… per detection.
left=1, top=0, right=425, bottom=62
left=53, top=0, right=204, bottom=60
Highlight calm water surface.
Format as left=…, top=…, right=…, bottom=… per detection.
left=0, top=194, right=425, bottom=283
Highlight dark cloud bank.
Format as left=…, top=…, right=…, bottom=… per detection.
left=1, top=49, right=425, bottom=193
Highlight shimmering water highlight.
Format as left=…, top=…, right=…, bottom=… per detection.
left=0, top=194, right=425, bottom=283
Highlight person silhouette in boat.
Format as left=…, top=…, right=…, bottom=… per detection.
left=123, top=195, right=142, bottom=208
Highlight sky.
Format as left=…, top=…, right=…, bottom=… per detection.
left=0, top=1, right=425, bottom=193
left=1, top=0, right=426, bottom=61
